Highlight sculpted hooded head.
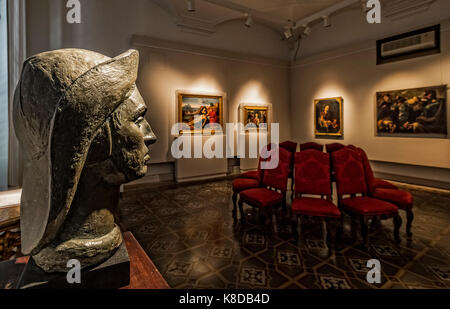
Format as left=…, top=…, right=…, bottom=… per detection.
left=13, top=49, right=156, bottom=272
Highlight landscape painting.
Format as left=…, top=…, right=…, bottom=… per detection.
left=376, top=85, right=447, bottom=137
left=314, top=97, right=343, bottom=137
left=244, top=106, right=269, bottom=130
left=178, top=93, right=223, bottom=134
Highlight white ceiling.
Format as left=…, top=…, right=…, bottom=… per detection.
left=153, top=0, right=347, bottom=36
left=153, top=0, right=436, bottom=39
left=228, top=0, right=342, bottom=22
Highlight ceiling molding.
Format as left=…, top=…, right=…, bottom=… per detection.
left=131, top=34, right=290, bottom=68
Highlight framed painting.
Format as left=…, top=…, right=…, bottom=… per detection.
left=178, top=93, right=224, bottom=134
left=376, top=85, right=447, bottom=137
left=314, top=97, right=343, bottom=137
left=243, top=106, right=269, bottom=130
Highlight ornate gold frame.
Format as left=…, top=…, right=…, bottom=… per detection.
left=178, top=93, right=224, bottom=134
left=243, top=106, right=269, bottom=131
left=314, top=97, right=343, bottom=137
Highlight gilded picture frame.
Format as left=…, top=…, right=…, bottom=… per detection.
left=314, top=97, right=343, bottom=137
left=177, top=93, right=224, bottom=134
left=243, top=106, right=269, bottom=131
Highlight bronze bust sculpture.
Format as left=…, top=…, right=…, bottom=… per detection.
left=13, top=49, right=156, bottom=272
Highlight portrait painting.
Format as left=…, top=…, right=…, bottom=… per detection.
left=314, top=97, right=343, bottom=137
left=376, top=85, right=447, bottom=137
left=178, top=93, right=223, bottom=134
left=244, top=106, right=269, bottom=130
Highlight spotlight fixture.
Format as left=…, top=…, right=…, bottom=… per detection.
left=322, top=15, right=331, bottom=28
left=245, top=13, right=253, bottom=28
left=187, top=0, right=196, bottom=12
left=361, top=0, right=368, bottom=12
left=283, top=26, right=293, bottom=39
left=302, top=24, right=311, bottom=36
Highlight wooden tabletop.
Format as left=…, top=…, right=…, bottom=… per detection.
left=0, top=205, right=20, bottom=230
left=121, top=232, right=170, bottom=289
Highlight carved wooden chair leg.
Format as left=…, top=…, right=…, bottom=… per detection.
left=291, top=214, right=299, bottom=240
left=360, top=215, right=369, bottom=249
left=271, top=207, right=278, bottom=234
left=350, top=215, right=358, bottom=241
left=393, top=213, right=402, bottom=244
left=406, top=209, right=414, bottom=238
left=322, top=218, right=328, bottom=243
left=232, top=191, right=238, bottom=220
left=297, top=216, right=303, bottom=243
left=326, top=219, right=337, bottom=252
left=337, top=212, right=345, bottom=240
left=238, top=198, right=246, bottom=224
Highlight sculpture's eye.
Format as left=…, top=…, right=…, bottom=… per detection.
left=135, top=116, right=144, bottom=126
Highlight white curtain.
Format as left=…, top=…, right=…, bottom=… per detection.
left=7, top=0, right=26, bottom=188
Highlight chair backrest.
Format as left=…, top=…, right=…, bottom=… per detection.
left=326, top=143, right=345, bottom=153
left=261, top=146, right=292, bottom=192
left=347, top=144, right=357, bottom=151
left=332, top=148, right=367, bottom=196
left=280, top=141, right=298, bottom=153
left=294, top=150, right=331, bottom=196
left=255, top=143, right=276, bottom=183
left=300, top=142, right=323, bottom=152
left=355, top=147, right=376, bottom=195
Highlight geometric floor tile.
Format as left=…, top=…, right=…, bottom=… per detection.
left=119, top=179, right=450, bottom=289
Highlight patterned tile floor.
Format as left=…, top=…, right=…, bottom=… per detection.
left=118, top=179, right=450, bottom=289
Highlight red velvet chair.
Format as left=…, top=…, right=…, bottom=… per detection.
left=332, top=148, right=401, bottom=247
left=238, top=147, right=292, bottom=228
left=356, top=147, right=414, bottom=237
left=232, top=154, right=264, bottom=220
left=326, top=143, right=346, bottom=154
left=348, top=146, right=397, bottom=190
left=291, top=150, right=341, bottom=248
left=280, top=141, right=298, bottom=193
left=300, top=142, right=323, bottom=152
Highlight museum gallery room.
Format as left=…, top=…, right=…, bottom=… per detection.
left=0, top=0, right=449, bottom=290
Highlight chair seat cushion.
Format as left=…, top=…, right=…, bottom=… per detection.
left=372, top=188, right=413, bottom=209
left=341, top=197, right=398, bottom=215
left=240, top=188, right=283, bottom=208
left=292, top=197, right=341, bottom=218
left=232, top=178, right=260, bottom=192
left=374, top=178, right=398, bottom=190
left=240, top=171, right=259, bottom=180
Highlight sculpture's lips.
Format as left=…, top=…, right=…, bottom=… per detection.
left=144, top=154, right=151, bottom=164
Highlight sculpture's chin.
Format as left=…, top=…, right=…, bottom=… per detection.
left=127, top=164, right=148, bottom=181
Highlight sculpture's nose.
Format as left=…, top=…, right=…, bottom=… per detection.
left=142, top=120, right=157, bottom=147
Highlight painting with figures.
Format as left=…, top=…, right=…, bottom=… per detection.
left=314, top=97, right=343, bottom=137
left=244, top=106, right=268, bottom=130
left=178, top=93, right=223, bottom=133
left=376, top=85, right=447, bottom=137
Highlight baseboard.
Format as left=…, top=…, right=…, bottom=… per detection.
left=176, top=173, right=228, bottom=183
left=124, top=162, right=175, bottom=188
left=374, top=172, right=450, bottom=190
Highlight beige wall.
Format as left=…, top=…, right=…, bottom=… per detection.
left=133, top=36, right=291, bottom=167
left=290, top=21, right=450, bottom=184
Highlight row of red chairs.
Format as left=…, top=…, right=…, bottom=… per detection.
left=231, top=141, right=414, bottom=248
